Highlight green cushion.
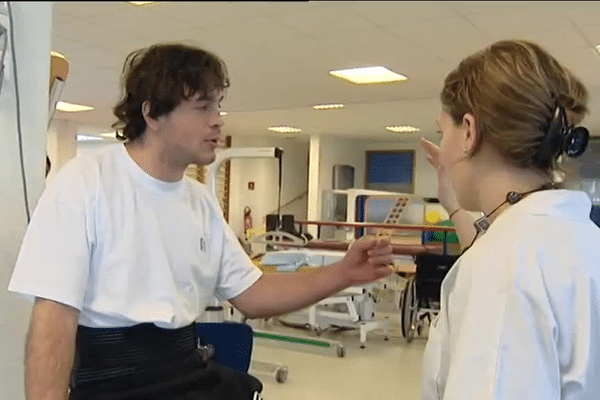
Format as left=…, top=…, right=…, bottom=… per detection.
left=430, top=220, right=459, bottom=243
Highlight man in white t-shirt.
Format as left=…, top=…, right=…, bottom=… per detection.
left=8, top=43, right=395, bottom=400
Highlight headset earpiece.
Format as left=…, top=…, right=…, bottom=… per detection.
left=563, top=126, right=589, bottom=158
left=535, top=105, right=590, bottom=163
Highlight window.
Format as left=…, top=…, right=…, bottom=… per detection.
left=365, top=150, right=415, bottom=193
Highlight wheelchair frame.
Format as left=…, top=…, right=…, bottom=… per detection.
left=400, top=253, right=459, bottom=342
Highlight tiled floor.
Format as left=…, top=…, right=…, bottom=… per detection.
left=248, top=312, right=428, bottom=400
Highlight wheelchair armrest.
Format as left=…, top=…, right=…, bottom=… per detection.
left=196, top=322, right=254, bottom=373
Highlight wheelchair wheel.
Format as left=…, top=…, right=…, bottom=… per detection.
left=401, top=276, right=417, bottom=343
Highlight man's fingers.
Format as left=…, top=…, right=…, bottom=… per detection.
left=352, top=236, right=390, bottom=252
left=367, top=244, right=393, bottom=257
left=368, top=254, right=395, bottom=266
left=372, top=265, right=394, bottom=279
left=375, top=237, right=391, bottom=247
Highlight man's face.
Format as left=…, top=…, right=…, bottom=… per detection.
left=157, top=89, right=225, bottom=167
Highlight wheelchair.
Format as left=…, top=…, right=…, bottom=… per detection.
left=197, top=320, right=289, bottom=383
left=400, top=253, right=459, bottom=342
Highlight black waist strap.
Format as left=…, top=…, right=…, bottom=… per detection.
left=72, top=322, right=197, bottom=388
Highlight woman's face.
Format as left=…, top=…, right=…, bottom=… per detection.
left=437, top=109, right=477, bottom=210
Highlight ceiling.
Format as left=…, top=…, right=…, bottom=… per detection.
left=51, top=1, right=600, bottom=142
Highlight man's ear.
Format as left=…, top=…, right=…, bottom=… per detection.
left=462, top=113, right=479, bottom=155
left=141, top=101, right=159, bottom=131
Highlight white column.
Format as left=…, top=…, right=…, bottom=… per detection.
left=47, top=118, right=77, bottom=181
left=307, top=134, right=322, bottom=238
left=0, top=3, right=53, bottom=400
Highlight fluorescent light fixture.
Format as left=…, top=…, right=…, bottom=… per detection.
left=268, top=126, right=302, bottom=133
left=128, top=1, right=155, bottom=5
left=313, top=103, right=345, bottom=110
left=76, top=134, right=103, bottom=141
left=596, top=44, right=600, bottom=53
left=386, top=125, right=420, bottom=133
left=56, top=101, right=94, bottom=112
left=329, top=66, right=407, bottom=84
left=220, top=111, right=227, bottom=116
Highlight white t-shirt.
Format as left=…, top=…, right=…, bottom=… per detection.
left=8, top=143, right=262, bottom=329
left=420, top=189, right=600, bottom=400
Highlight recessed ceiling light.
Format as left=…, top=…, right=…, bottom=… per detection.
left=76, top=134, right=103, bottom=141
left=220, top=111, right=227, bottom=116
left=386, top=125, right=420, bottom=133
left=127, top=1, right=155, bottom=5
left=268, top=126, right=302, bottom=133
left=56, top=101, right=94, bottom=112
left=329, top=66, right=407, bottom=84
left=313, top=103, right=345, bottom=110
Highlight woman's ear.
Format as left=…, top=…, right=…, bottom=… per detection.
left=462, top=113, right=479, bottom=155
left=141, top=101, right=159, bottom=131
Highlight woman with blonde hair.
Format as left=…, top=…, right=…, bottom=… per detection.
left=420, top=40, right=600, bottom=399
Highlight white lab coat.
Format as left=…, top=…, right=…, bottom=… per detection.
left=421, top=189, right=600, bottom=400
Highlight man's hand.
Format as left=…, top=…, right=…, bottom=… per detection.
left=335, top=237, right=394, bottom=286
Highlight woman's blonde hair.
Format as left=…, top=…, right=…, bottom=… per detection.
left=441, top=40, right=588, bottom=182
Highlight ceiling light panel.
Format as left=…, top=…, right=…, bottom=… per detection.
left=268, top=126, right=302, bottom=133
left=329, top=66, right=407, bottom=84
left=313, top=104, right=345, bottom=110
left=76, top=134, right=103, bottom=141
left=385, top=125, right=420, bottom=133
left=56, top=101, right=94, bottom=112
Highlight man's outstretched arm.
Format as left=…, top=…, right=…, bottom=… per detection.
left=230, top=237, right=394, bottom=319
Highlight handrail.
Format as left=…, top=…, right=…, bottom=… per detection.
left=295, top=220, right=455, bottom=232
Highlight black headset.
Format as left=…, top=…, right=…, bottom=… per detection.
left=534, top=105, right=589, bottom=166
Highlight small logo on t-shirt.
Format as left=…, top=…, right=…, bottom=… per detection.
left=200, top=237, right=206, bottom=252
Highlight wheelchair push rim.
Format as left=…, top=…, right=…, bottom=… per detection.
left=401, top=275, right=417, bottom=342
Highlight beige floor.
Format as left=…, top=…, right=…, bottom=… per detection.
left=248, top=313, right=428, bottom=400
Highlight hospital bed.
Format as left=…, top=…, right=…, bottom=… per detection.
left=255, top=249, right=413, bottom=348
left=253, top=216, right=456, bottom=347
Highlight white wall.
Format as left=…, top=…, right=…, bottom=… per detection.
left=310, top=136, right=440, bottom=231
left=0, top=3, right=53, bottom=399
left=319, top=135, right=367, bottom=191
left=317, top=136, right=438, bottom=196
left=47, top=118, right=77, bottom=181
left=76, top=137, right=118, bottom=158
left=228, top=135, right=309, bottom=240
